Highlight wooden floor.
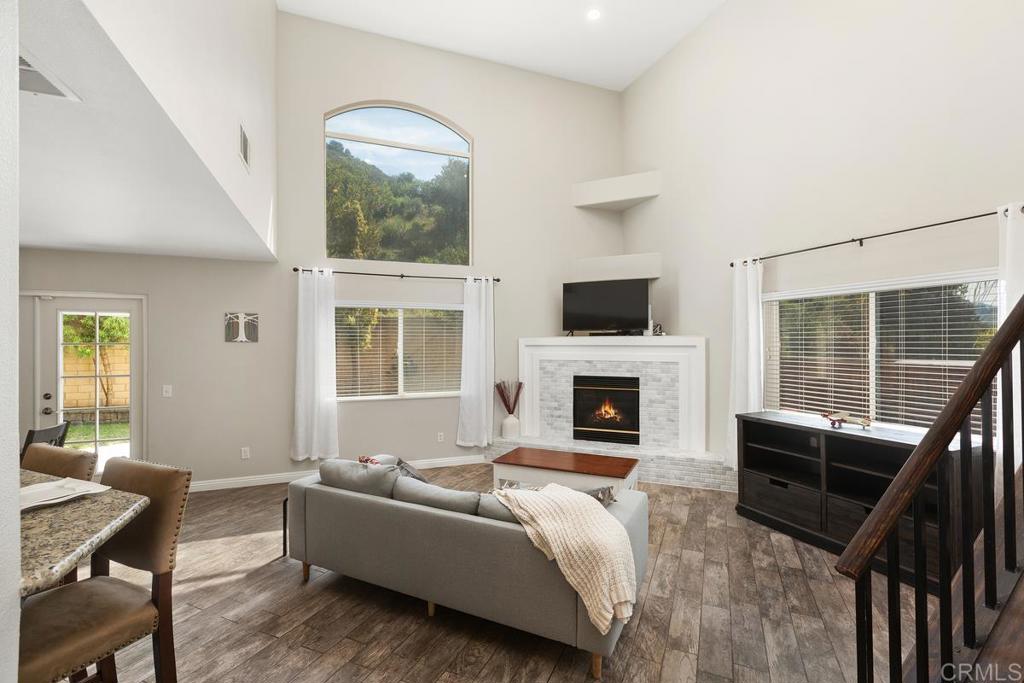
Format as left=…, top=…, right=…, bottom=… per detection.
left=98, top=464, right=923, bottom=683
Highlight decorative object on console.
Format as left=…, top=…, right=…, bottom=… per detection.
left=496, top=380, right=523, bottom=438
left=457, top=278, right=495, bottom=447
left=820, top=411, right=871, bottom=430
left=224, top=312, right=259, bottom=342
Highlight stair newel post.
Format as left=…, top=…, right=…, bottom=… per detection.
left=913, top=492, right=929, bottom=683
left=937, top=449, right=954, bottom=669
left=960, top=416, right=977, bottom=647
left=854, top=570, right=874, bottom=683
left=981, top=386, right=997, bottom=608
left=1004, top=357, right=1018, bottom=571
left=886, top=531, right=902, bottom=683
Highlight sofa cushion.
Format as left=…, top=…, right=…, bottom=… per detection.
left=393, top=476, right=480, bottom=515
left=477, top=493, right=519, bottom=523
left=372, top=454, right=428, bottom=482
left=319, top=460, right=400, bottom=498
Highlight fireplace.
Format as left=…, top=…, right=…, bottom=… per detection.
left=572, top=375, right=640, bottom=445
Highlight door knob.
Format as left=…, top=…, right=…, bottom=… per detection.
left=41, top=407, right=53, bottom=416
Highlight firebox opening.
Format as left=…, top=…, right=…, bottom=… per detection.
left=572, top=375, right=640, bottom=445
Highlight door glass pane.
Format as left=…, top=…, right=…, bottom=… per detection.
left=98, top=408, right=129, bottom=441
left=97, top=440, right=130, bottom=468
left=98, top=314, right=130, bottom=343
left=61, top=345, right=96, bottom=376
left=64, top=411, right=97, bottom=444
left=62, top=377, right=96, bottom=409
left=62, top=313, right=96, bottom=343
left=99, top=376, right=130, bottom=407
left=98, top=344, right=130, bottom=376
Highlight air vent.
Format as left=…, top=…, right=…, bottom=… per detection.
left=239, top=125, right=251, bottom=171
left=18, top=53, right=78, bottom=100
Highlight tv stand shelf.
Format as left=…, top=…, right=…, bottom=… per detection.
left=736, top=411, right=979, bottom=590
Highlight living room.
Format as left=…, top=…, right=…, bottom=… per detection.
left=4, top=0, right=1024, bottom=681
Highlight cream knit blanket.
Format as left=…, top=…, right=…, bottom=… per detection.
left=493, top=483, right=636, bottom=635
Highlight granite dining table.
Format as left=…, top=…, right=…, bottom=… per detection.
left=20, top=468, right=149, bottom=597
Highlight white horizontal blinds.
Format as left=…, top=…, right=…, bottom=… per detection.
left=402, top=309, right=463, bottom=394
left=875, top=281, right=998, bottom=431
left=764, top=278, right=999, bottom=432
left=335, top=308, right=399, bottom=397
left=764, top=293, right=871, bottom=419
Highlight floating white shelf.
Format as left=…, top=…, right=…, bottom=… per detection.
left=572, top=171, right=661, bottom=211
left=567, top=252, right=662, bottom=282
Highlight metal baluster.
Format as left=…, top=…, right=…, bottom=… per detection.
left=1004, top=357, right=1017, bottom=571
left=887, top=531, right=901, bottom=683
left=913, top=492, right=929, bottom=683
left=982, top=386, right=997, bottom=608
left=960, top=416, right=976, bottom=647
left=855, top=571, right=874, bottom=683
left=938, top=450, right=954, bottom=668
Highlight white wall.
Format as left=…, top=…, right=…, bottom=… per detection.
left=19, top=14, right=624, bottom=482
left=621, top=0, right=1024, bottom=458
left=80, top=0, right=278, bottom=249
left=0, top=0, right=20, bottom=673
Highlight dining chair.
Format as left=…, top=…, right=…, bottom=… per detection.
left=21, top=444, right=97, bottom=481
left=18, top=458, right=192, bottom=683
left=19, top=422, right=70, bottom=462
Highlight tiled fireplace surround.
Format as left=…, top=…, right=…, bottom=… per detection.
left=488, top=337, right=737, bottom=492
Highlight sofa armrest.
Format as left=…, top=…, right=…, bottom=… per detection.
left=287, top=474, right=321, bottom=562
left=575, top=488, right=649, bottom=656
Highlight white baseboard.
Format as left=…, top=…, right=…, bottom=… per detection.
left=189, top=455, right=488, bottom=492
left=190, top=469, right=318, bottom=492
left=407, top=454, right=488, bottom=469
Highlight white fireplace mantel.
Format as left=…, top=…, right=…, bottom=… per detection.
left=517, top=336, right=707, bottom=453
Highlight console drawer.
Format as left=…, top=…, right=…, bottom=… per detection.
left=827, top=495, right=939, bottom=579
left=742, top=470, right=821, bottom=531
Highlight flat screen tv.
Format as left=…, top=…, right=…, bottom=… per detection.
left=562, top=279, right=649, bottom=333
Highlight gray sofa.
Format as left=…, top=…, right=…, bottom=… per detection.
left=287, top=469, right=648, bottom=677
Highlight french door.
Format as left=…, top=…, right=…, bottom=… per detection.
left=34, top=296, right=143, bottom=470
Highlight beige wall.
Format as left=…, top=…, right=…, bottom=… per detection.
left=621, top=0, right=1024, bottom=457
left=1, top=0, right=20, bottom=670
left=19, top=14, right=624, bottom=482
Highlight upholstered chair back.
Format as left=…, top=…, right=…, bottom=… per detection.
left=22, top=444, right=98, bottom=481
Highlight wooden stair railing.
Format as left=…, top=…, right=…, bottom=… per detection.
left=835, top=291, right=1024, bottom=683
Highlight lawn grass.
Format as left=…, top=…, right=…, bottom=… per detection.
left=67, top=421, right=130, bottom=443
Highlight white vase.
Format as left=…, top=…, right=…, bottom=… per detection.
left=501, top=414, right=521, bottom=439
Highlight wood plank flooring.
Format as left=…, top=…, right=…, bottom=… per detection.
left=93, top=464, right=925, bottom=683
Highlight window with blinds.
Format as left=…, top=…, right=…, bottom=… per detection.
left=764, top=279, right=998, bottom=431
left=335, top=306, right=463, bottom=398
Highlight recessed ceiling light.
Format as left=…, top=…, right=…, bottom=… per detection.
left=586, top=8, right=602, bottom=21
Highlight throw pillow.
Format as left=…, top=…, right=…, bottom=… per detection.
left=357, top=455, right=381, bottom=465
left=477, top=493, right=519, bottom=523
left=498, top=480, right=616, bottom=507
left=319, top=459, right=401, bottom=498
left=372, top=454, right=428, bottom=482
left=393, top=477, right=480, bottom=515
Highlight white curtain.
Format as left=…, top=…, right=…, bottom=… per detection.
left=725, top=258, right=764, bottom=470
left=292, top=268, right=339, bottom=461
left=1000, top=202, right=1024, bottom=464
left=457, top=277, right=495, bottom=447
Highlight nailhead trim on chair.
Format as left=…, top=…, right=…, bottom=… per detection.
left=139, top=461, right=192, bottom=572
left=48, top=618, right=158, bottom=683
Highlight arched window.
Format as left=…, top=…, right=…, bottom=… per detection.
left=324, top=104, right=471, bottom=265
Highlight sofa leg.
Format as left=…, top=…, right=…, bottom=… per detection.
left=426, top=601, right=436, bottom=617
left=590, top=653, right=602, bottom=679
left=302, top=562, right=310, bottom=582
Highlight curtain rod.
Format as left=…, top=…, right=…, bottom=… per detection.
left=292, top=267, right=500, bottom=283
left=729, top=207, right=1021, bottom=267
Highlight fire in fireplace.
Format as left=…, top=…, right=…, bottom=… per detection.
left=572, top=375, right=640, bottom=445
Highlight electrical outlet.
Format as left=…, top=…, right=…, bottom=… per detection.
left=161, top=384, right=173, bottom=398
left=436, top=432, right=444, bottom=443
left=240, top=446, right=251, bottom=460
